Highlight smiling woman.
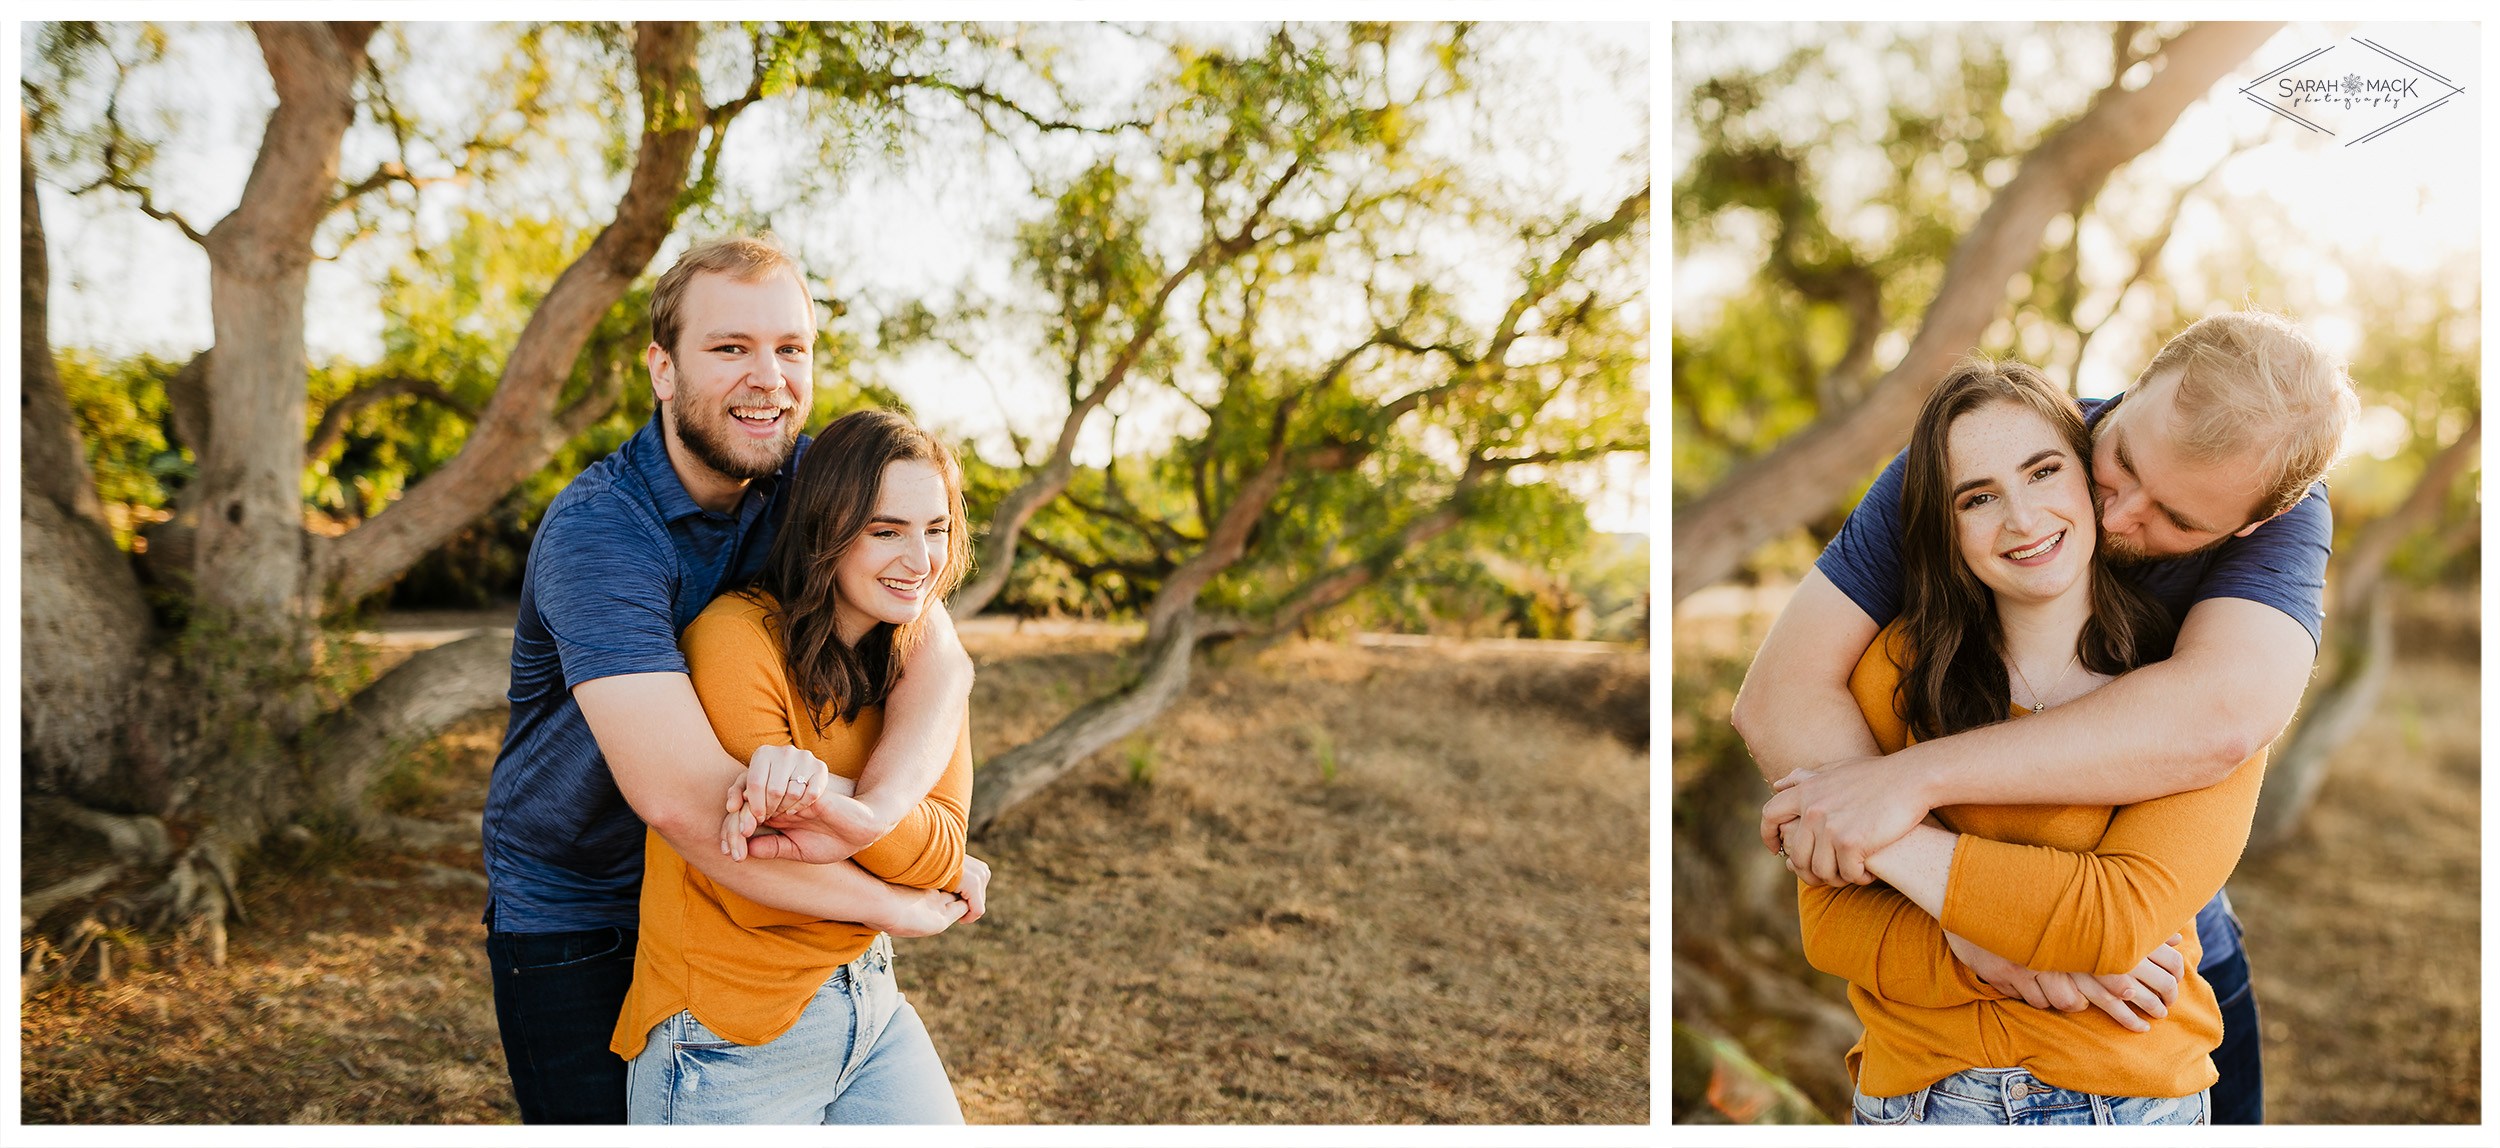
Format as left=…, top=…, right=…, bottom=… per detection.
left=1783, top=360, right=2273, bottom=1126
left=610, top=409, right=983, bottom=1124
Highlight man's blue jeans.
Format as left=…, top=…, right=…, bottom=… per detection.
left=2202, top=906, right=2264, bottom=1124
left=487, top=925, right=638, bottom=1124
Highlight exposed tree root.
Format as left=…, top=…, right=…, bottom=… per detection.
left=29, top=796, right=172, bottom=866
left=304, top=629, right=514, bottom=821
left=969, top=613, right=1200, bottom=835
left=20, top=865, right=126, bottom=929
left=361, top=812, right=484, bottom=851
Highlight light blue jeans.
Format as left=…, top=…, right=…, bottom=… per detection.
left=1852, top=1068, right=2209, bottom=1126
left=626, top=935, right=963, bottom=1124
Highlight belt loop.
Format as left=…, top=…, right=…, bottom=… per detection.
left=1910, top=1082, right=1931, bottom=1123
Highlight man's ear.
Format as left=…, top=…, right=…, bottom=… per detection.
left=645, top=341, right=676, bottom=403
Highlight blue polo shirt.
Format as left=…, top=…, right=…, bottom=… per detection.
left=1814, top=394, right=2334, bottom=970
left=481, top=414, right=807, bottom=934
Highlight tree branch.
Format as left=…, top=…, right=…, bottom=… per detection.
left=321, top=22, right=711, bottom=607
left=1670, top=21, right=2283, bottom=603
left=305, top=375, right=479, bottom=464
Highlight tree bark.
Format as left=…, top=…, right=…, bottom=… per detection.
left=2329, top=412, right=2480, bottom=619
left=22, top=122, right=110, bottom=529
left=1143, top=447, right=1293, bottom=646
left=967, top=613, right=1198, bottom=836
left=319, top=21, right=709, bottom=607
left=21, top=110, right=153, bottom=800
left=192, top=22, right=376, bottom=632
left=1669, top=22, right=2281, bottom=603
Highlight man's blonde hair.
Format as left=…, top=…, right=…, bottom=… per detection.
left=648, top=233, right=809, bottom=360
left=2131, top=310, right=2358, bottom=522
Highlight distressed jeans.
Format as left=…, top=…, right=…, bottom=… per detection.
left=1852, top=1067, right=2209, bottom=1126
left=626, top=935, right=963, bottom=1124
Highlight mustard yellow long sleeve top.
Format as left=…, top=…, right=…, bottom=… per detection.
left=1798, top=622, right=2266, bottom=1099
left=611, top=591, right=972, bottom=1059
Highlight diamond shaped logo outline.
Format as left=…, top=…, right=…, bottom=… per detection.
left=2239, top=36, right=2466, bottom=147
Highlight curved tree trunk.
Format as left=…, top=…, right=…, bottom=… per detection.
left=193, top=22, right=375, bottom=635
left=22, top=113, right=154, bottom=801
left=967, top=613, right=1199, bottom=835
left=1670, top=21, right=2281, bottom=604
left=2247, top=584, right=2392, bottom=851
left=21, top=23, right=707, bottom=966
left=2248, top=413, right=2480, bottom=851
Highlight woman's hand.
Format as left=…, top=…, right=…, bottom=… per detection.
left=2084, top=933, right=2186, bottom=1028
left=1944, top=931, right=2065, bottom=1009
left=1763, top=759, right=1931, bottom=886
left=742, top=743, right=834, bottom=823
left=1944, top=930, right=2186, bottom=1032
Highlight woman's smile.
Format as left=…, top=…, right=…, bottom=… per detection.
left=2000, top=530, right=2065, bottom=566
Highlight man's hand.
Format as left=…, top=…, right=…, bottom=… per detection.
left=955, top=854, right=991, bottom=924
left=1762, top=758, right=1930, bottom=886
left=874, top=888, right=970, bottom=938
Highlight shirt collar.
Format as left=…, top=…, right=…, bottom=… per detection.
left=2084, top=389, right=2125, bottom=429
left=625, top=409, right=787, bottom=524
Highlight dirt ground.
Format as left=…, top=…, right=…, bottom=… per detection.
left=19, top=625, right=1651, bottom=1125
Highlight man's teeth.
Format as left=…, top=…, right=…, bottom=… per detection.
left=733, top=407, right=780, bottom=422
left=2007, top=532, right=2062, bottom=561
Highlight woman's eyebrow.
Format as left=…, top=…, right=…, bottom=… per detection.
left=1948, top=448, right=2061, bottom=499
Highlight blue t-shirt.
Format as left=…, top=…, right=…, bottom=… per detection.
left=1813, top=394, right=2332, bottom=969
left=481, top=413, right=808, bottom=934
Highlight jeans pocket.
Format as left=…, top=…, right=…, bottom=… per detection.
left=496, top=926, right=632, bottom=974
left=2102, top=1090, right=2208, bottom=1125
left=669, top=1010, right=739, bottom=1053
left=1851, top=1088, right=1919, bottom=1125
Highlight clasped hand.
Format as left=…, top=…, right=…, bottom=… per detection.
left=716, top=745, right=990, bottom=936
left=1760, top=757, right=1928, bottom=886
left=718, top=744, right=888, bottom=863
left=1948, top=931, right=2188, bottom=1033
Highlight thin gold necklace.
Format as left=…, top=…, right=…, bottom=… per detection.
left=2010, top=650, right=2081, bottom=712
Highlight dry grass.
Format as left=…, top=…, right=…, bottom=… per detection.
left=19, top=628, right=1651, bottom=1125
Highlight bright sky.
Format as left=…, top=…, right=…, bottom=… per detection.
left=26, top=17, right=1652, bottom=535
left=1672, top=20, right=2479, bottom=422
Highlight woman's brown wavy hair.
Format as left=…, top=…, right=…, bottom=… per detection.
left=742, top=409, right=971, bottom=732
left=1895, top=358, right=2176, bottom=741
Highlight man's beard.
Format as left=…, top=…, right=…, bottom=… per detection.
left=2098, top=528, right=2154, bottom=566
left=672, top=400, right=801, bottom=481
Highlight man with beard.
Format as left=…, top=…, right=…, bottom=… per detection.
left=1733, top=311, right=2357, bottom=1124
left=480, top=235, right=976, bottom=1124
